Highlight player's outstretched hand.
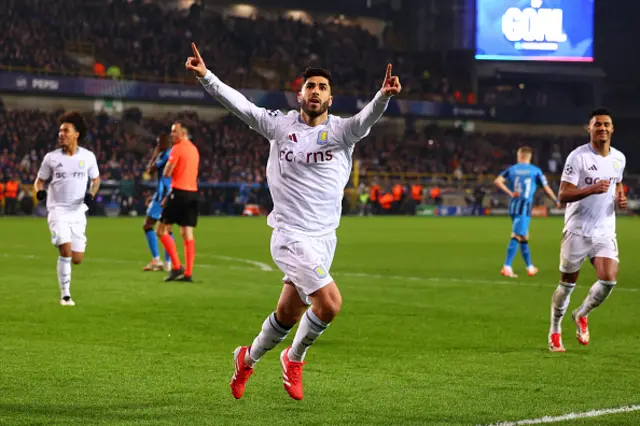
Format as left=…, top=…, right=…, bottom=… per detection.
left=84, top=192, right=94, bottom=206
left=617, top=193, right=628, bottom=209
left=591, top=179, right=610, bottom=194
left=511, top=192, right=520, bottom=198
left=36, top=190, right=46, bottom=201
left=381, top=64, right=402, bottom=97
left=185, top=43, right=207, bottom=78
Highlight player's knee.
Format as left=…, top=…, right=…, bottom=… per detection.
left=314, top=288, right=342, bottom=321
left=156, top=226, right=167, bottom=238
left=71, top=255, right=83, bottom=265
left=561, top=272, right=579, bottom=284
left=276, top=304, right=305, bottom=327
left=58, top=245, right=72, bottom=258
left=143, top=223, right=153, bottom=232
left=180, top=227, right=194, bottom=240
left=598, top=271, right=617, bottom=282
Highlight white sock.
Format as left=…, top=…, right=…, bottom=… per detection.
left=550, top=282, right=575, bottom=334
left=289, top=309, right=329, bottom=362
left=245, top=312, right=291, bottom=366
left=153, top=256, right=161, bottom=262
left=57, top=256, right=72, bottom=299
left=576, top=280, right=616, bottom=318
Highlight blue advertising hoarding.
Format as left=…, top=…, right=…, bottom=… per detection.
left=0, top=71, right=588, bottom=124
left=475, top=0, right=594, bottom=62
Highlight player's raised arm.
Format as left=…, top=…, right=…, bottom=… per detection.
left=186, top=43, right=277, bottom=140
left=344, top=64, right=401, bottom=144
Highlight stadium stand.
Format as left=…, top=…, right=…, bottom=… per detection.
left=5, top=101, right=627, bottom=217
left=0, top=0, right=467, bottom=100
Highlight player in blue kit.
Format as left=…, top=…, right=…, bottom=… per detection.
left=494, top=146, right=561, bottom=278
left=142, top=134, right=174, bottom=271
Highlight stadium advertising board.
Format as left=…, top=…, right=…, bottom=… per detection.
left=0, top=72, right=585, bottom=124
left=475, top=0, right=594, bottom=62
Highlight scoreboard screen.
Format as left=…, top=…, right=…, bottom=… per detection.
left=475, top=0, right=594, bottom=62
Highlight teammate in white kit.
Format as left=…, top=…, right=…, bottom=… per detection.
left=186, top=43, right=401, bottom=400
left=548, top=109, right=627, bottom=352
left=34, top=112, right=101, bottom=307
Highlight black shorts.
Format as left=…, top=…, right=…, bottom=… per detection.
left=161, top=189, right=199, bottom=227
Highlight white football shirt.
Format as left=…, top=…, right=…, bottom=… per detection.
left=37, top=147, right=100, bottom=216
left=560, top=143, right=626, bottom=238
left=199, top=70, right=390, bottom=236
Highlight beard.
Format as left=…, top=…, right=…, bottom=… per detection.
left=301, top=98, right=330, bottom=118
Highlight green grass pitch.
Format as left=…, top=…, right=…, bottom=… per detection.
left=1, top=216, right=639, bottom=425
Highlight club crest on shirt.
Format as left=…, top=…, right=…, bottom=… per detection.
left=79, top=160, right=85, bottom=168
left=313, top=265, right=328, bottom=279
left=613, top=161, right=620, bottom=170
left=317, top=131, right=328, bottom=145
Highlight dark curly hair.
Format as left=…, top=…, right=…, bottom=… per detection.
left=57, top=111, right=88, bottom=141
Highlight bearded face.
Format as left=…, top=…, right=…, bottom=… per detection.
left=298, top=76, right=332, bottom=118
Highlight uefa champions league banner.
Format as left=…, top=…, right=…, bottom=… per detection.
left=475, top=0, right=595, bottom=62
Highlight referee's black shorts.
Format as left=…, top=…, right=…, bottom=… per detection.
left=161, top=189, right=199, bottom=227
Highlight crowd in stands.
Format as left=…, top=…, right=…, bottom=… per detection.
left=0, top=0, right=466, bottom=101
left=3, top=100, right=626, bottom=216
left=1, top=104, right=588, bottom=186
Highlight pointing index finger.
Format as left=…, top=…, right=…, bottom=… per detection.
left=191, top=43, right=202, bottom=60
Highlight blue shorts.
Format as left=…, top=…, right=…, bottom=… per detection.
left=511, top=214, right=531, bottom=237
left=146, top=199, right=163, bottom=221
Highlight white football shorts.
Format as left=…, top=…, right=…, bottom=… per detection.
left=270, top=228, right=337, bottom=305
left=559, top=231, right=619, bottom=273
left=48, top=211, right=88, bottom=253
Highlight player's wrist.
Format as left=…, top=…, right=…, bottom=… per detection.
left=197, top=69, right=213, bottom=81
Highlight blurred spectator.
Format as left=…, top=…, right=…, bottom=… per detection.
left=107, top=65, right=121, bottom=79
left=4, top=172, right=20, bottom=215
left=94, top=62, right=106, bottom=78
left=1, top=0, right=468, bottom=99
left=1, top=103, right=638, bottom=217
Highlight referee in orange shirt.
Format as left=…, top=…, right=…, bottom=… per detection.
left=157, top=121, right=200, bottom=282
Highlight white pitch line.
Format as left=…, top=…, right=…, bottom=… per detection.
left=338, top=271, right=640, bottom=293
left=481, top=404, right=640, bottom=426
left=210, top=255, right=273, bottom=271
left=2, top=252, right=639, bottom=293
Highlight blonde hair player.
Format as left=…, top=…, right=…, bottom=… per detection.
left=494, top=146, right=560, bottom=278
